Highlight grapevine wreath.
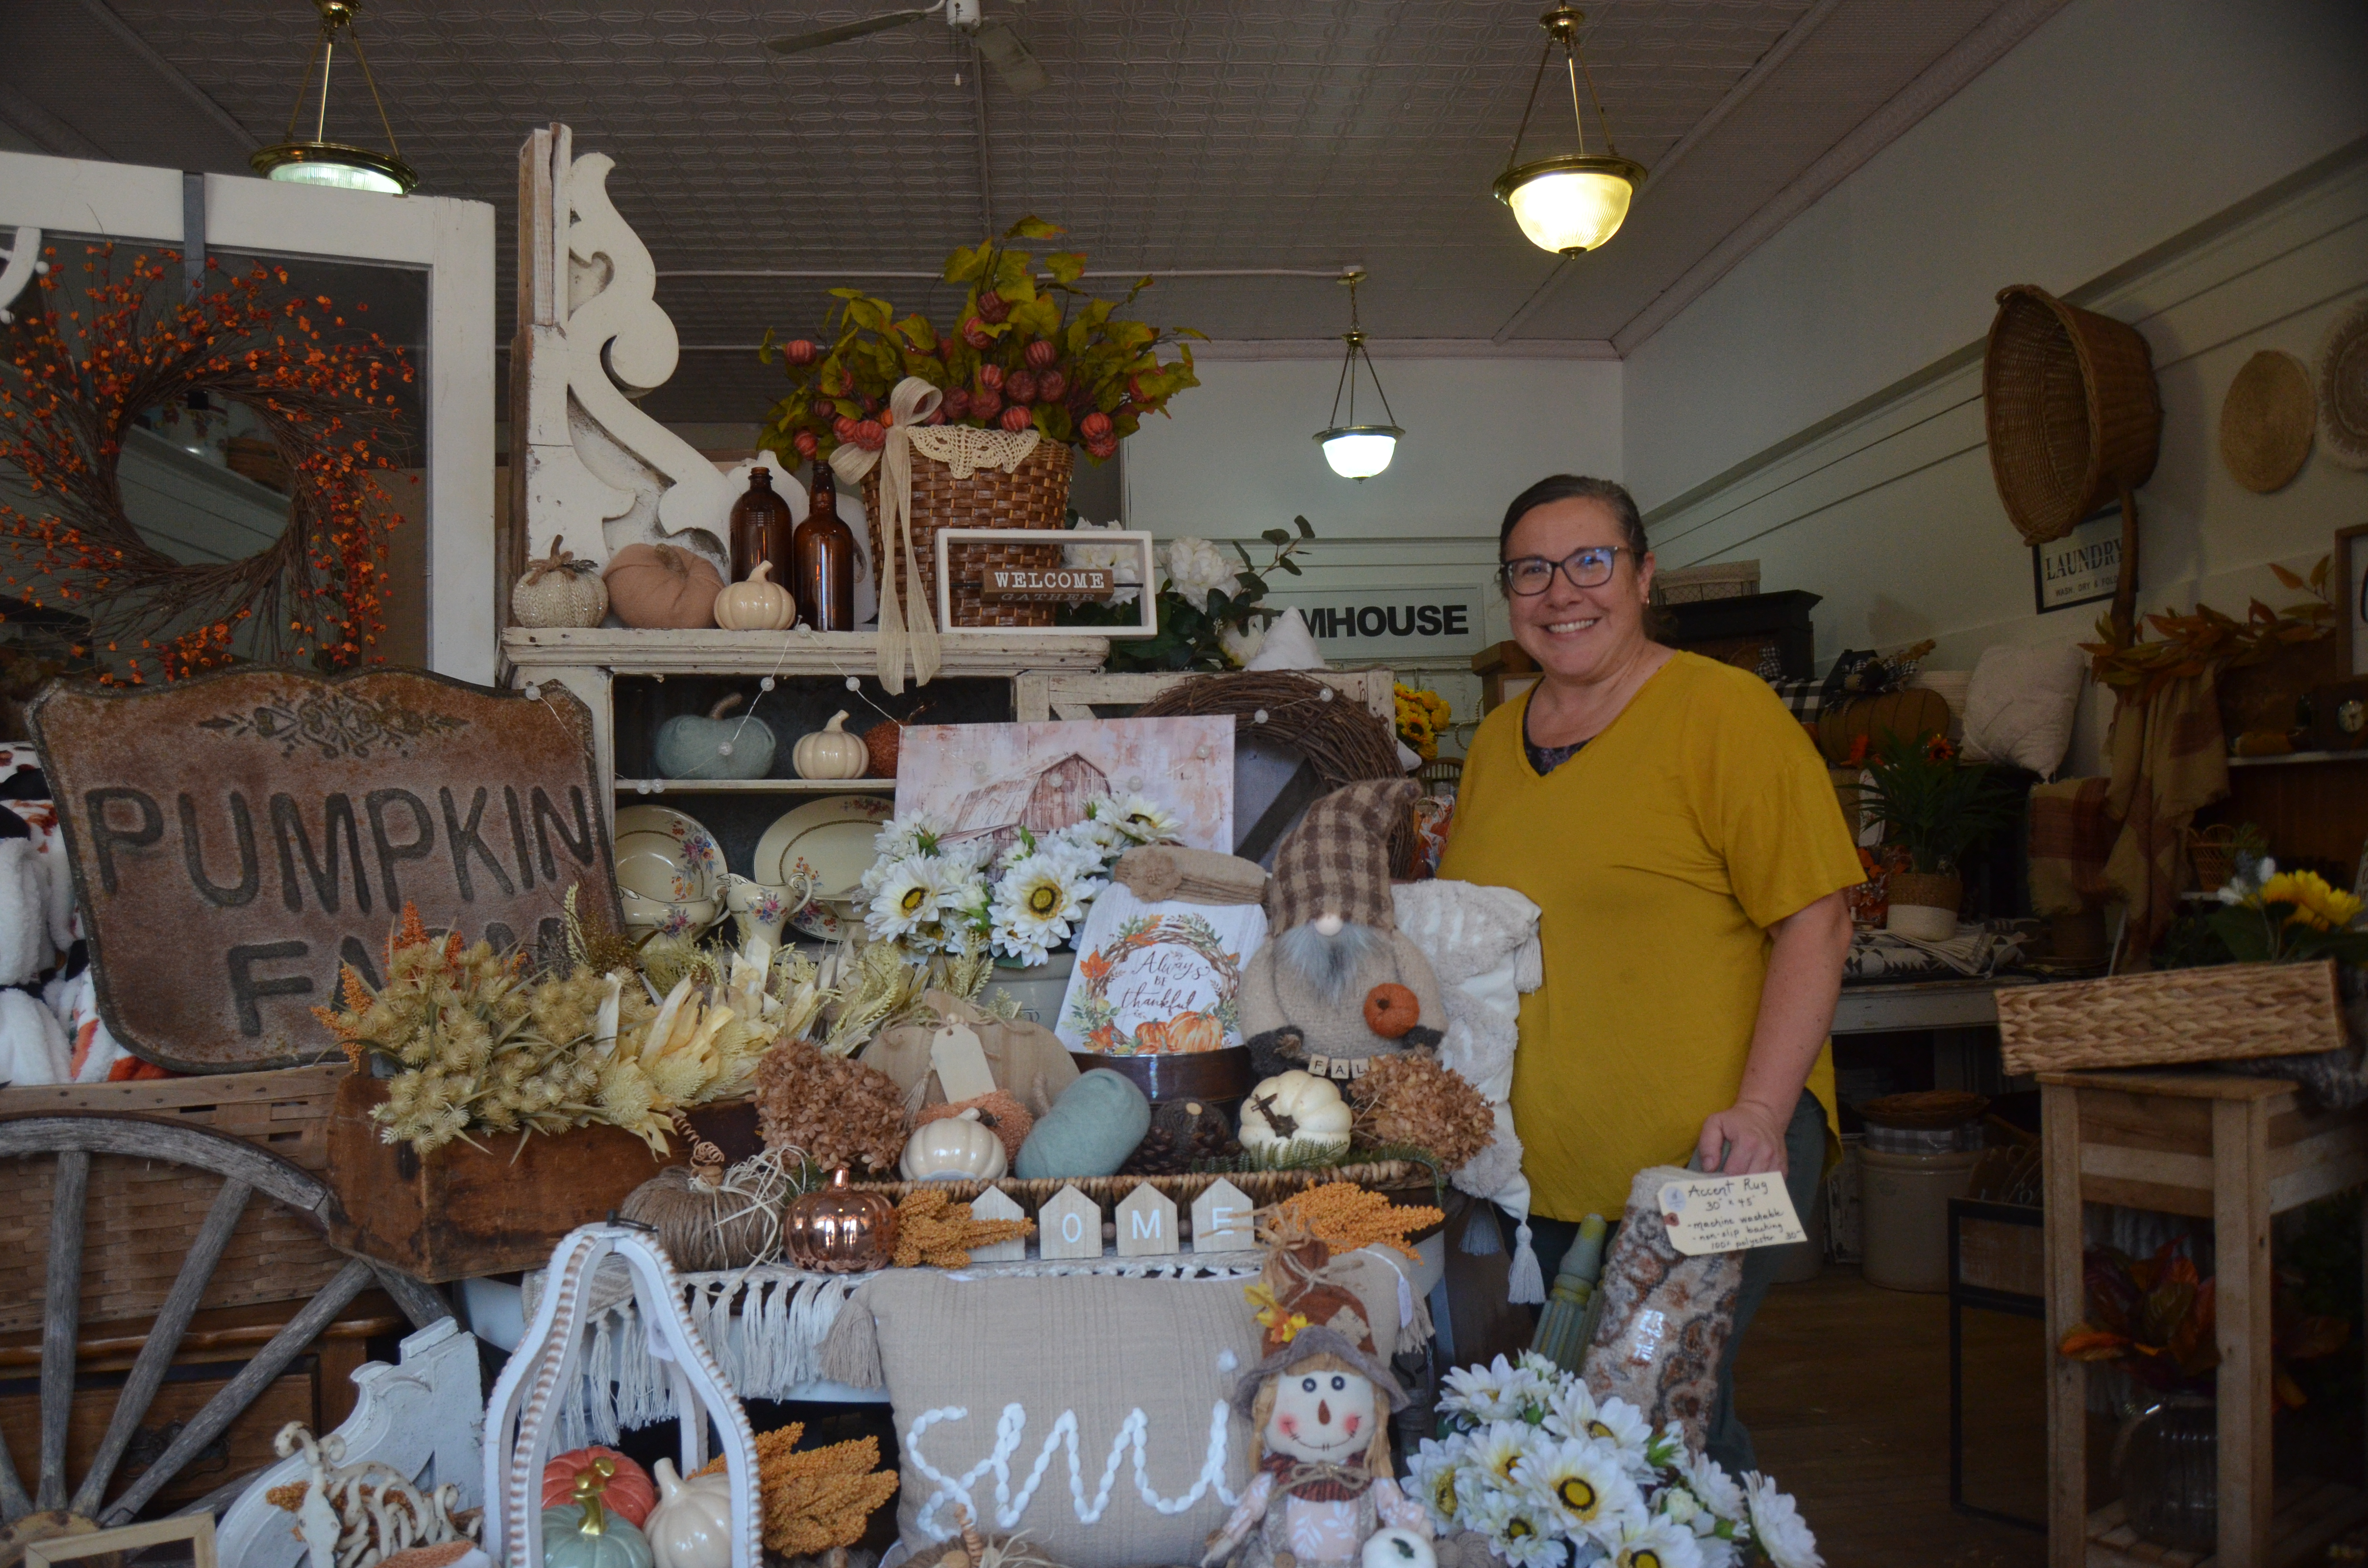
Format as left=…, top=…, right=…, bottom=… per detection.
left=1135, top=670, right=1416, bottom=873
left=0, top=244, right=411, bottom=681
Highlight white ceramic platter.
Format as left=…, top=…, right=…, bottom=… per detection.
left=612, top=803, right=724, bottom=906
left=752, top=794, right=896, bottom=939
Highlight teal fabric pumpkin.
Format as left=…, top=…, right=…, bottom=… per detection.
left=1014, top=1068, right=1151, bottom=1180
left=656, top=694, right=776, bottom=781
left=541, top=1503, right=654, bottom=1568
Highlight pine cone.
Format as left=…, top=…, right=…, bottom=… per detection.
left=1119, top=1126, right=1182, bottom=1176
left=1349, top=1054, right=1494, bottom=1172
left=755, top=1040, right=907, bottom=1176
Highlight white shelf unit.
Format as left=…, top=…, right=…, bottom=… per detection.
left=502, top=627, right=1114, bottom=803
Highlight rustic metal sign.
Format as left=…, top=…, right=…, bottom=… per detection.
left=29, top=668, right=620, bottom=1072
left=976, top=565, right=1117, bottom=601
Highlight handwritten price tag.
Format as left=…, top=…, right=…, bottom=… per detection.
left=1658, top=1173, right=1807, bottom=1256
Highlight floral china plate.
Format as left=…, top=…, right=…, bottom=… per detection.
left=612, top=803, right=723, bottom=907
left=752, top=795, right=895, bottom=940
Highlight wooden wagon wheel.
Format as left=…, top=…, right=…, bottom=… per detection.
left=0, top=1115, right=450, bottom=1563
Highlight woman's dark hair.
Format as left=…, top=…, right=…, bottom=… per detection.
left=1498, top=474, right=1647, bottom=560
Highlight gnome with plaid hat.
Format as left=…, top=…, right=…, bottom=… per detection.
left=1201, top=1219, right=1434, bottom=1568
left=1240, top=778, right=1446, bottom=1082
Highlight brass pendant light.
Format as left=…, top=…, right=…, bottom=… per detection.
left=1492, top=7, right=1645, bottom=256
left=1314, top=270, right=1403, bottom=480
left=250, top=0, right=419, bottom=196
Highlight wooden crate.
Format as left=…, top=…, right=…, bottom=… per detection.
left=2041, top=1069, right=2368, bottom=1566
left=324, top=1075, right=683, bottom=1282
left=0, top=1066, right=352, bottom=1335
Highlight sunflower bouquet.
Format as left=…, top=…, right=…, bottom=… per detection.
left=2206, top=860, right=2368, bottom=964
left=857, top=793, right=1187, bottom=966
left=1395, top=683, right=1454, bottom=762
left=1409, top=1351, right=1819, bottom=1568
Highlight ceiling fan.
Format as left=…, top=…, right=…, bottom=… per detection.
left=766, top=0, right=1050, bottom=94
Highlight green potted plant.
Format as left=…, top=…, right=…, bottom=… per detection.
left=1853, top=731, right=2019, bottom=941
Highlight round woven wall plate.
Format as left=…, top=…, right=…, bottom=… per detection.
left=2219, top=349, right=2314, bottom=493
left=2318, top=298, right=2368, bottom=470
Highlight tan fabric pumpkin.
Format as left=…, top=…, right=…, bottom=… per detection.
left=604, top=542, right=724, bottom=629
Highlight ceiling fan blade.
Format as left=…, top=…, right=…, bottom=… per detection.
left=766, top=7, right=938, bottom=55
left=971, top=19, right=1050, bottom=94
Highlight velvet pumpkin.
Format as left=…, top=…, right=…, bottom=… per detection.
left=1013, top=1068, right=1150, bottom=1180
left=604, top=543, right=725, bottom=629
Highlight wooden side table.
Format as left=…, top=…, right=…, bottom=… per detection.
left=2040, top=1068, right=2368, bottom=1567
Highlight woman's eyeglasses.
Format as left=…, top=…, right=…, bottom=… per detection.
left=1500, top=546, right=1626, bottom=596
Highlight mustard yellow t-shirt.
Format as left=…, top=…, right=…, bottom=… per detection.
left=1436, top=651, right=1862, bottom=1221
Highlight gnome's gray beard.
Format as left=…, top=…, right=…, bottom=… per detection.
left=1277, top=920, right=1383, bottom=1005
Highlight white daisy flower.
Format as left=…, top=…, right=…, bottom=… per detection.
left=1406, top=1437, right=1471, bottom=1531
left=1515, top=1435, right=1645, bottom=1544
left=1441, top=1356, right=1530, bottom=1426
left=1543, top=1378, right=1601, bottom=1442
left=1608, top=1514, right=1704, bottom=1568
left=1463, top=1484, right=1563, bottom=1568
left=989, top=852, right=1089, bottom=961
left=1467, top=1421, right=1543, bottom=1492
left=1655, top=1483, right=1701, bottom=1530
left=872, top=810, right=952, bottom=865
left=866, top=854, right=950, bottom=942
left=1743, top=1474, right=1821, bottom=1568
left=1581, top=1396, right=1655, bottom=1477
left=1644, top=1421, right=1688, bottom=1474
left=1102, top=791, right=1184, bottom=846
left=1678, top=1453, right=1747, bottom=1525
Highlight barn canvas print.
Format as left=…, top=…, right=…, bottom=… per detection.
left=891, top=716, right=1235, bottom=856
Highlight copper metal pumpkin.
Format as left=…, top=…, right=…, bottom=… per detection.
left=783, top=1168, right=897, bottom=1272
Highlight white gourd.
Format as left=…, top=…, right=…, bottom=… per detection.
left=643, top=1458, right=734, bottom=1568
left=900, top=1107, right=1009, bottom=1181
left=1238, top=1070, right=1353, bottom=1157
left=511, top=536, right=609, bottom=628
left=792, top=711, right=871, bottom=779
left=712, top=559, right=798, bottom=631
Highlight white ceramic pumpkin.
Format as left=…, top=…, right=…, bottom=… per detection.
left=900, top=1107, right=1009, bottom=1181
left=643, top=1458, right=734, bottom=1568
left=792, top=711, right=871, bottom=780
left=1238, top=1070, right=1353, bottom=1157
left=713, top=559, right=798, bottom=631
left=511, top=536, right=609, bottom=628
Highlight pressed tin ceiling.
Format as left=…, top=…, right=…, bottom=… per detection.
left=0, top=0, right=2045, bottom=423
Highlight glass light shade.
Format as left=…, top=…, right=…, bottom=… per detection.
left=251, top=141, right=417, bottom=196
left=1317, top=426, right=1401, bottom=479
left=1493, top=155, right=1646, bottom=256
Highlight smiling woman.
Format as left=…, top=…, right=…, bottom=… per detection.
left=1435, top=472, right=1862, bottom=1478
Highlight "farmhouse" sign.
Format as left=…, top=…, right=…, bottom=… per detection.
left=30, top=669, right=620, bottom=1072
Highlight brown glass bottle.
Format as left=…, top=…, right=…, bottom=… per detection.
left=793, top=466, right=858, bottom=631
left=729, top=466, right=794, bottom=582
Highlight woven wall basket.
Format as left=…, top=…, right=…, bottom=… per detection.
left=1995, top=957, right=2346, bottom=1076
left=863, top=437, right=1074, bottom=630
left=1983, top=283, right=2162, bottom=546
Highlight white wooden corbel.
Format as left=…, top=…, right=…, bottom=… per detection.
left=482, top=1223, right=762, bottom=1568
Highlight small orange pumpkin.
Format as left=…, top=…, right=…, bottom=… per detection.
left=1164, top=1011, right=1225, bottom=1054
left=1364, top=983, right=1420, bottom=1039
left=542, top=1446, right=656, bottom=1527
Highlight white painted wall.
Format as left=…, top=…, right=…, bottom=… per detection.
left=1636, top=142, right=2368, bottom=780
left=1623, top=0, right=2368, bottom=511
left=1126, top=355, right=1622, bottom=542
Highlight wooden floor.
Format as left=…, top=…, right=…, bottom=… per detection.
left=1736, top=1266, right=2049, bottom=1568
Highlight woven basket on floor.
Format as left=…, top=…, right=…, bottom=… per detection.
left=863, top=438, right=1073, bottom=629
left=1983, top=283, right=2161, bottom=546
left=1995, top=957, right=2347, bottom=1075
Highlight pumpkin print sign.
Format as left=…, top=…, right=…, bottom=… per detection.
left=29, top=668, right=621, bottom=1071
left=1056, top=883, right=1265, bottom=1056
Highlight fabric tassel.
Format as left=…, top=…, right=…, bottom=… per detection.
left=1458, top=1202, right=1502, bottom=1256
left=1507, top=1221, right=1545, bottom=1305
left=818, top=1300, right=885, bottom=1389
